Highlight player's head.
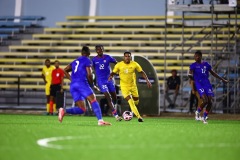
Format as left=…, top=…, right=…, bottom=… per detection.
left=95, top=45, right=104, bottom=56
left=45, top=59, right=51, bottom=67
left=171, top=69, right=177, bottom=77
left=194, top=50, right=202, bottom=62
left=54, top=60, right=60, bottom=68
left=81, top=46, right=90, bottom=57
left=123, top=51, right=131, bottom=64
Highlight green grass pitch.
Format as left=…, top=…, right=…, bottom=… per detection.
left=0, top=114, right=239, bottom=160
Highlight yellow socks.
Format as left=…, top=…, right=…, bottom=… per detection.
left=46, top=103, right=50, bottom=113
left=134, top=100, right=139, bottom=105
left=53, top=103, right=56, bottom=113
left=128, top=99, right=141, bottom=118
left=47, top=103, right=56, bottom=114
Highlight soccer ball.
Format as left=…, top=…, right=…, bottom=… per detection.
left=122, top=111, right=133, bottom=121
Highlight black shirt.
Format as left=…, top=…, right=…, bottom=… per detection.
left=167, top=76, right=181, bottom=90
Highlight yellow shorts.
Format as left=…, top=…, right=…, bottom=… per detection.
left=121, top=85, right=139, bottom=98
left=45, top=83, right=51, bottom=96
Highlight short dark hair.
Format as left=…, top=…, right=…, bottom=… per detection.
left=82, top=46, right=90, bottom=55
left=124, top=51, right=131, bottom=56
left=95, top=44, right=104, bottom=50
left=45, top=59, right=50, bottom=63
left=54, top=60, right=59, bottom=63
left=171, top=69, right=177, bottom=73
left=195, top=50, right=202, bottom=56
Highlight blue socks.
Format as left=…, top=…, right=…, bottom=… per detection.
left=203, top=111, right=208, bottom=119
left=66, top=107, right=85, bottom=114
left=197, top=107, right=202, bottom=113
left=112, top=109, right=118, bottom=117
left=91, top=101, right=103, bottom=120
left=65, top=100, right=105, bottom=121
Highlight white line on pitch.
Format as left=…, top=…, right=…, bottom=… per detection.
left=37, top=135, right=240, bottom=150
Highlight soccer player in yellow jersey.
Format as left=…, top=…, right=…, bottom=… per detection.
left=41, top=59, right=55, bottom=114
left=108, top=51, right=152, bottom=122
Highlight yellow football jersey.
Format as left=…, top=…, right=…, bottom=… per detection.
left=42, top=65, right=55, bottom=83
left=113, top=61, right=142, bottom=87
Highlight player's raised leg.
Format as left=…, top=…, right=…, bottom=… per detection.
left=126, top=96, right=143, bottom=122
left=104, top=91, right=122, bottom=121
left=58, top=107, right=65, bottom=123
left=132, top=87, right=143, bottom=122
left=58, top=86, right=86, bottom=123
left=202, top=96, right=212, bottom=124
left=87, top=94, right=111, bottom=126
left=58, top=100, right=86, bottom=123
left=195, top=89, right=207, bottom=121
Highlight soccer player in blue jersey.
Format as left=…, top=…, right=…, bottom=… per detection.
left=92, top=45, right=122, bottom=121
left=58, top=46, right=111, bottom=126
left=188, top=50, right=228, bottom=124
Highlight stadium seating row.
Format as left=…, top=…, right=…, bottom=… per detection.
left=0, top=16, right=45, bottom=21
left=9, top=45, right=225, bottom=52
left=0, top=34, right=9, bottom=42
left=31, top=33, right=238, bottom=39
left=56, top=21, right=240, bottom=28
left=0, top=15, right=239, bottom=92
left=0, top=58, right=193, bottom=65
left=43, top=27, right=237, bottom=34
left=0, top=28, right=20, bottom=43
left=65, top=15, right=240, bottom=21
left=0, top=28, right=20, bottom=35
left=0, top=15, right=45, bottom=45
left=20, top=39, right=235, bottom=47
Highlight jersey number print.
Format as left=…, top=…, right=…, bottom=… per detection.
left=74, top=61, right=80, bottom=73
left=201, top=68, right=206, bottom=74
left=99, top=64, right=104, bottom=70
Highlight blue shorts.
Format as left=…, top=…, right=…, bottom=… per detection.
left=97, top=79, right=116, bottom=93
left=70, top=81, right=93, bottom=102
left=195, top=80, right=214, bottom=97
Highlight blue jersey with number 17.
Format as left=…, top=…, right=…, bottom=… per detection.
left=92, top=54, right=117, bottom=81
left=70, top=56, right=92, bottom=82
left=189, top=61, right=212, bottom=83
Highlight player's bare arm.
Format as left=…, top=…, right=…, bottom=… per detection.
left=90, top=64, right=100, bottom=89
left=140, top=71, right=152, bottom=88
left=41, top=73, right=47, bottom=84
left=63, top=64, right=72, bottom=81
left=90, top=65, right=100, bottom=91
left=86, top=66, right=94, bottom=85
left=209, top=69, right=229, bottom=83
left=190, top=80, right=196, bottom=94
left=86, top=67, right=99, bottom=91
left=188, top=69, right=194, bottom=80
left=108, top=72, right=116, bottom=81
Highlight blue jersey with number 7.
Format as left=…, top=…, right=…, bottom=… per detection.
left=70, top=56, right=92, bottom=82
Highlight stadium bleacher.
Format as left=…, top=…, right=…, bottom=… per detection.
left=0, top=34, right=9, bottom=42
left=0, top=15, right=239, bottom=106
left=0, top=16, right=45, bottom=21
left=0, top=16, right=45, bottom=46
left=0, top=28, right=20, bottom=35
